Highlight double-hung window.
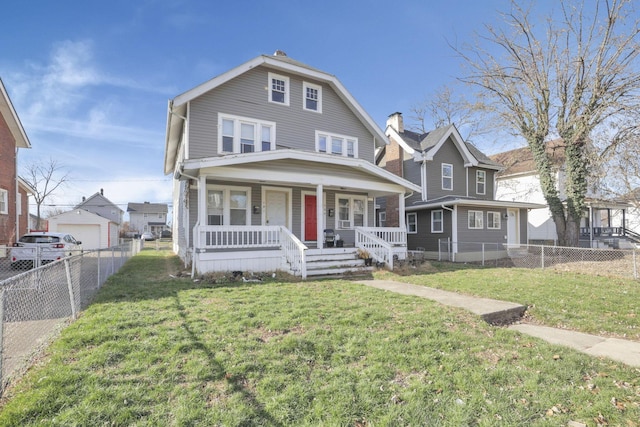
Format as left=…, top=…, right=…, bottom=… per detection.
left=336, top=195, right=367, bottom=229
left=207, top=186, right=251, bottom=226
left=303, top=81, right=322, bottom=112
left=268, top=72, right=290, bottom=105
left=442, top=163, right=453, bottom=190
left=316, top=131, right=358, bottom=158
left=407, top=212, right=417, bottom=234
left=487, top=211, right=501, bottom=229
left=431, top=210, right=443, bottom=233
left=476, top=170, right=486, bottom=195
left=0, top=189, right=7, bottom=214
left=468, top=210, right=483, bottom=229
left=219, top=114, right=275, bottom=154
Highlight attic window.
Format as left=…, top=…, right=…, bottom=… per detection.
left=303, top=81, right=322, bottom=113
left=268, top=72, right=289, bottom=106
left=316, top=131, right=358, bottom=158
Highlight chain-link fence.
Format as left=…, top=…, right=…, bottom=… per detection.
left=434, top=239, right=640, bottom=280
left=0, top=240, right=142, bottom=394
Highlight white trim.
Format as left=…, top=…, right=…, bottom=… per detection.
left=385, top=126, right=416, bottom=155
left=487, top=211, right=501, bottom=229
left=405, top=198, right=546, bottom=211
left=335, top=193, right=368, bottom=230
left=303, top=81, right=322, bottom=113
left=378, top=211, right=386, bottom=227
left=468, top=210, right=484, bottom=229
left=205, top=184, right=252, bottom=226
left=424, top=125, right=476, bottom=166
left=218, top=113, right=276, bottom=154
left=301, top=190, right=326, bottom=242
left=262, top=186, right=293, bottom=230
left=0, top=79, right=30, bottom=149
left=476, top=170, right=486, bottom=195
left=268, top=72, right=290, bottom=106
left=315, top=130, right=358, bottom=158
left=431, top=210, right=443, bottom=233
left=442, top=163, right=453, bottom=191
left=406, top=212, right=417, bottom=234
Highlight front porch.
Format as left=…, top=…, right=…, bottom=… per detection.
left=192, top=225, right=408, bottom=278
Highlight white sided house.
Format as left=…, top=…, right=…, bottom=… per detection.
left=47, top=209, right=116, bottom=250
left=164, top=51, right=420, bottom=277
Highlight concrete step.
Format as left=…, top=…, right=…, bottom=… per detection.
left=306, top=266, right=374, bottom=277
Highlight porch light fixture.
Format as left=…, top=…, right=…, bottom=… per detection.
left=253, top=205, right=260, bottom=214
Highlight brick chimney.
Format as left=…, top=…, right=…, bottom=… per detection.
left=383, top=112, right=405, bottom=227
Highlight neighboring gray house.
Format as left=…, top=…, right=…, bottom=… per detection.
left=127, top=202, right=168, bottom=237
left=77, top=190, right=124, bottom=226
left=377, top=113, right=543, bottom=261
left=163, top=51, right=420, bottom=277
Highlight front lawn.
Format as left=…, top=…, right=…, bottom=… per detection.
left=1, top=250, right=639, bottom=425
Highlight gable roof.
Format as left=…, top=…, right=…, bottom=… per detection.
left=127, top=202, right=168, bottom=214
left=490, top=139, right=565, bottom=178
left=75, top=191, right=123, bottom=213
left=386, top=123, right=503, bottom=170
left=0, top=78, right=31, bottom=149
left=164, top=53, right=389, bottom=174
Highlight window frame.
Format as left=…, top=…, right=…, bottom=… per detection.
left=476, top=170, right=486, bottom=195
left=487, top=211, right=501, bottom=229
left=335, top=194, right=367, bottom=230
left=316, top=131, right=358, bottom=158
left=0, top=189, right=7, bottom=214
left=206, top=185, right=252, bottom=226
left=431, top=210, right=443, bottom=233
left=407, top=212, right=417, bottom=234
left=218, top=114, right=276, bottom=154
left=303, top=81, right=322, bottom=113
left=378, top=211, right=386, bottom=227
left=468, top=210, right=484, bottom=229
left=442, top=163, right=453, bottom=190
left=268, top=72, right=290, bottom=106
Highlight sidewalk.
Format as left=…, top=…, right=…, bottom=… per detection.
left=357, top=279, right=640, bottom=368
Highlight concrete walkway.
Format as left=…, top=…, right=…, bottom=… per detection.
left=357, top=279, right=640, bottom=368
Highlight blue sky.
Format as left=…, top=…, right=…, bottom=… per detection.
left=1, top=0, right=514, bottom=218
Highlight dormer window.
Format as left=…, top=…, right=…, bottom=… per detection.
left=303, top=81, right=322, bottom=113
left=442, top=163, right=453, bottom=190
left=268, top=72, right=289, bottom=106
left=476, top=170, right=486, bottom=195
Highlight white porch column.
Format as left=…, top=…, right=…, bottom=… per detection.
left=197, top=175, right=207, bottom=247
left=316, top=184, right=324, bottom=249
left=398, top=193, right=406, bottom=229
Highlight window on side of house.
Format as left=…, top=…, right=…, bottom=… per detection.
left=468, top=210, right=483, bottom=229
left=476, top=170, right=486, bottom=195
left=268, top=72, right=290, bottom=105
left=316, top=131, right=358, bottom=158
left=487, top=211, right=501, bottom=229
left=407, top=212, right=417, bottom=234
left=431, top=210, right=443, bottom=233
left=207, top=186, right=251, bottom=226
left=218, top=114, right=276, bottom=154
left=336, top=194, right=367, bottom=229
left=303, top=81, right=322, bottom=112
left=378, top=211, right=386, bottom=227
left=0, top=189, right=7, bottom=214
left=442, top=163, right=453, bottom=190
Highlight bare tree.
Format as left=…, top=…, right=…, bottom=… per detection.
left=22, top=158, right=70, bottom=230
left=457, top=0, right=640, bottom=246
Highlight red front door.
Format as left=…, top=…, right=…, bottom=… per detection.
left=304, top=195, right=317, bottom=241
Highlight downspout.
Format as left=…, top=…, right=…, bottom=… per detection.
left=441, top=204, right=456, bottom=261
left=175, top=166, right=200, bottom=277
left=15, top=146, right=19, bottom=244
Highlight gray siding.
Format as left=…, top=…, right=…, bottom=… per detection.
left=188, top=67, right=376, bottom=163
left=406, top=209, right=452, bottom=252
left=456, top=206, right=507, bottom=245
left=426, top=137, right=467, bottom=199
left=468, top=167, right=495, bottom=200
left=404, top=159, right=422, bottom=207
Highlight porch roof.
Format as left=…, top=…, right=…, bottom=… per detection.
left=406, top=196, right=546, bottom=211
left=179, top=149, right=421, bottom=196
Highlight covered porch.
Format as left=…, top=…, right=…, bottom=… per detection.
left=177, top=150, right=420, bottom=277
left=580, top=199, right=634, bottom=248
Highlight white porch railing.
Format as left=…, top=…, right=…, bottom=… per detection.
left=279, top=227, right=308, bottom=279
left=196, top=225, right=307, bottom=278
left=355, top=227, right=407, bottom=270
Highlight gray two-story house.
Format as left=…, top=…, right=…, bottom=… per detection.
left=164, top=51, right=420, bottom=277
left=377, top=113, right=543, bottom=261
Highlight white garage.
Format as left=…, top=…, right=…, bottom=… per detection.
left=47, top=209, right=116, bottom=250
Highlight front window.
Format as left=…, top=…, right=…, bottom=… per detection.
left=268, top=72, right=290, bottom=105
left=431, top=210, right=443, bottom=233
left=476, top=170, right=486, bottom=195
left=218, top=114, right=276, bottom=154
left=378, top=211, right=386, bottom=227
left=0, top=189, right=7, bottom=214
left=487, top=211, right=501, bottom=229
left=468, top=210, right=483, bottom=229
left=207, top=186, right=251, bottom=226
left=442, top=163, right=453, bottom=190
left=303, top=81, right=322, bottom=112
left=336, top=195, right=367, bottom=229
left=316, top=131, right=358, bottom=158
left=407, top=213, right=417, bottom=234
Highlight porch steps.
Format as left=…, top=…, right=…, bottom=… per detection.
left=304, top=248, right=373, bottom=278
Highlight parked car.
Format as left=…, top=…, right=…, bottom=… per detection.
left=141, top=232, right=155, bottom=241
left=160, top=230, right=172, bottom=238
left=10, top=232, right=82, bottom=269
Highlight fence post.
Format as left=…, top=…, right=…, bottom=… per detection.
left=111, top=247, right=115, bottom=276
left=64, top=259, right=77, bottom=319
left=481, top=243, right=485, bottom=266
left=0, top=289, right=5, bottom=394
left=97, top=249, right=101, bottom=288
left=541, top=245, right=545, bottom=270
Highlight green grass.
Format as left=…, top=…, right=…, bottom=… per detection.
left=376, top=262, right=640, bottom=340
left=1, top=250, right=640, bottom=425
